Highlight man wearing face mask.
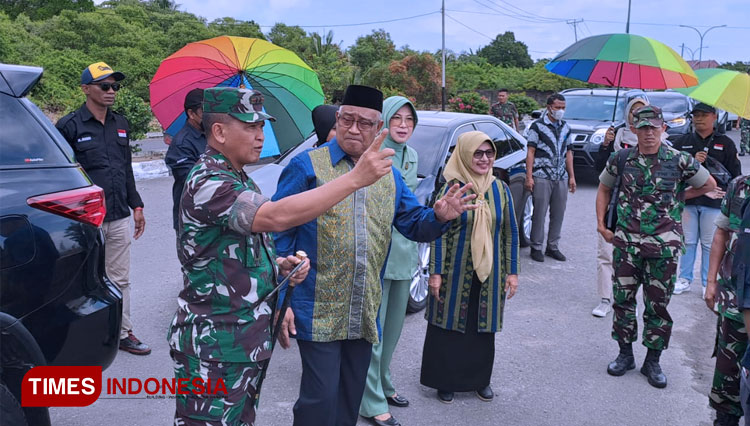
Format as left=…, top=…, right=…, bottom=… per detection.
left=524, top=93, right=576, bottom=263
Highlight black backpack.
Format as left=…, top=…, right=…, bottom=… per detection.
left=734, top=197, right=750, bottom=310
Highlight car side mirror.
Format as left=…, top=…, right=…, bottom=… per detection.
left=531, top=110, right=542, bottom=119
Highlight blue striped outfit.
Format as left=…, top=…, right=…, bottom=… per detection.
left=427, top=179, right=519, bottom=333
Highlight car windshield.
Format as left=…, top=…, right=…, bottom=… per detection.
left=563, top=94, right=628, bottom=121
left=648, top=95, right=689, bottom=113
left=406, top=125, right=448, bottom=178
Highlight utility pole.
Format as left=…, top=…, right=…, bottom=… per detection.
left=566, top=18, right=583, bottom=42
left=679, top=24, right=726, bottom=68
left=626, top=0, right=632, bottom=33
left=441, top=0, right=446, bottom=111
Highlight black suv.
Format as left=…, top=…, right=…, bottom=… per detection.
left=0, top=64, right=122, bottom=426
left=557, top=88, right=648, bottom=173
left=647, top=90, right=729, bottom=140
left=646, top=91, right=693, bottom=141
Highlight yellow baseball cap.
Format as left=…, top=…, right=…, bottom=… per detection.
left=81, top=62, right=125, bottom=85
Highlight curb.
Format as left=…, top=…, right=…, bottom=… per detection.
left=132, top=159, right=170, bottom=181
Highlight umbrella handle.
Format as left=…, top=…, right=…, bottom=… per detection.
left=272, top=251, right=308, bottom=348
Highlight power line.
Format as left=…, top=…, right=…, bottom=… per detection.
left=448, top=9, right=750, bottom=30
left=446, top=13, right=558, bottom=55
left=482, top=0, right=566, bottom=22
left=258, top=10, right=441, bottom=28
left=470, top=0, right=560, bottom=24
left=445, top=14, right=494, bottom=41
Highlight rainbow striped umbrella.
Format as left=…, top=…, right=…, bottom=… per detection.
left=150, top=36, right=324, bottom=158
left=675, top=68, right=750, bottom=119
left=546, top=34, right=698, bottom=89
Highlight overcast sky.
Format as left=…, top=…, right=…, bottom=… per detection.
left=136, top=0, right=750, bottom=64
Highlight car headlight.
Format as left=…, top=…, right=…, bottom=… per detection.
left=667, top=117, right=686, bottom=127
left=590, top=128, right=607, bottom=145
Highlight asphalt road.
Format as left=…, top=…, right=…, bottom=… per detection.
left=51, top=130, right=750, bottom=426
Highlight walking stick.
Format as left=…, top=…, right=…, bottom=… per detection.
left=272, top=250, right=307, bottom=348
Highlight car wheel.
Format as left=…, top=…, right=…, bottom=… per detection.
left=523, top=195, right=533, bottom=242
left=1, top=381, right=27, bottom=426
left=407, top=243, right=430, bottom=314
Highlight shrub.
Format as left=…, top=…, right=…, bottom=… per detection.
left=508, top=93, right=540, bottom=116
left=448, top=92, right=489, bottom=114
left=113, top=87, right=152, bottom=142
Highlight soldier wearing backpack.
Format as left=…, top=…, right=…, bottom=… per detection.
left=706, top=174, right=750, bottom=426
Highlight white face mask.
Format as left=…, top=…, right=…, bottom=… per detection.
left=549, top=108, right=565, bottom=121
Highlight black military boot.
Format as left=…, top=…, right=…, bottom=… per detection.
left=607, top=342, right=635, bottom=376
left=640, top=348, right=667, bottom=388
left=714, top=411, right=741, bottom=426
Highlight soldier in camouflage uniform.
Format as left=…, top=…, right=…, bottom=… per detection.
left=740, top=118, right=750, bottom=156
left=705, top=175, right=750, bottom=426
left=596, top=105, right=716, bottom=389
left=168, top=87, right=396, bottom=426
left=490, top=88, right=519, bottom=130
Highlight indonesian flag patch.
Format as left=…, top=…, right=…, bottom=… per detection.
left=117, top=129, right=127, bottom=138
left=714, top=144, right=724, bottom=150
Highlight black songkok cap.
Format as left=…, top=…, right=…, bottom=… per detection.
left=341, top=85, right=383, bottom=112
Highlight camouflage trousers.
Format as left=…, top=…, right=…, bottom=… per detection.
left=710, top=314, right=748, bottom=418
left=611, top=248, right=677, bottom=350
left=741, top=125, right=750, bottom=154
left=172, top=350, right=266, bottom=426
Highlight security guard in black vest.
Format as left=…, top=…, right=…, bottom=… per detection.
left=56, top=62, right=150, bottom=355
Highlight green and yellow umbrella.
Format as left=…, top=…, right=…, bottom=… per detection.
left=675, top=68, right=750, bottom=119
left=150, top=36, right=325, bottom=157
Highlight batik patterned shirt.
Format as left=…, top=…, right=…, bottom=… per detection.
left=526, top=114, right=572, bottom=181
left=272, top=139, right=448, bottom=344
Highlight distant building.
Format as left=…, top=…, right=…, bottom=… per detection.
left=687, top=60, right=720, bottom=70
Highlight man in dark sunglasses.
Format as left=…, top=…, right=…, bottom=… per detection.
left=56, top=62, right=150, bottom=356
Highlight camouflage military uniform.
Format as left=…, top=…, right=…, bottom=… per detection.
left=490, top=101, right=518, bottom=129
left=600, top=145, right=709, bottom=350
left=168, top=87, right=277, bottom=426
left=740, top=118, right=750, bottom=155
left=710, top=175, right=750, bottom=418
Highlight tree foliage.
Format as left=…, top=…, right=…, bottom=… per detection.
left=477, top=31, right=533, bottom=68
left=507, top=93, right=540, bottom=116
left=366, top=53, right=442, bottom=106
left=719, top=61, right=750, bottom=73
left=1, top=0, right=620, bottom=136
left=348, top=29, right=397, bottom=74
left=0, top=0, right=94, bottom=20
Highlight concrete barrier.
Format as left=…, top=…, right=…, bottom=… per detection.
left=132, top=159, right=170, bottom=181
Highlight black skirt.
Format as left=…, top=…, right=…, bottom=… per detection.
left=420, top=274, right=495, bottom=392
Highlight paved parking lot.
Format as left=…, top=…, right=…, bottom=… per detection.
left=52, top=130, right=749, bottom=425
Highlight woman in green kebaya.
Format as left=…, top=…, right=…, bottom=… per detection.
left=359, top=96, right=419, bottom=426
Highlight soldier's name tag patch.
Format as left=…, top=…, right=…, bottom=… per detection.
left=714, top=144, right=724, bottom=150
left=117, top=129, right=127, bottom=138
left=682, top=145, right=693, bottom=149
left=76, top=136, right=92, bottom=143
